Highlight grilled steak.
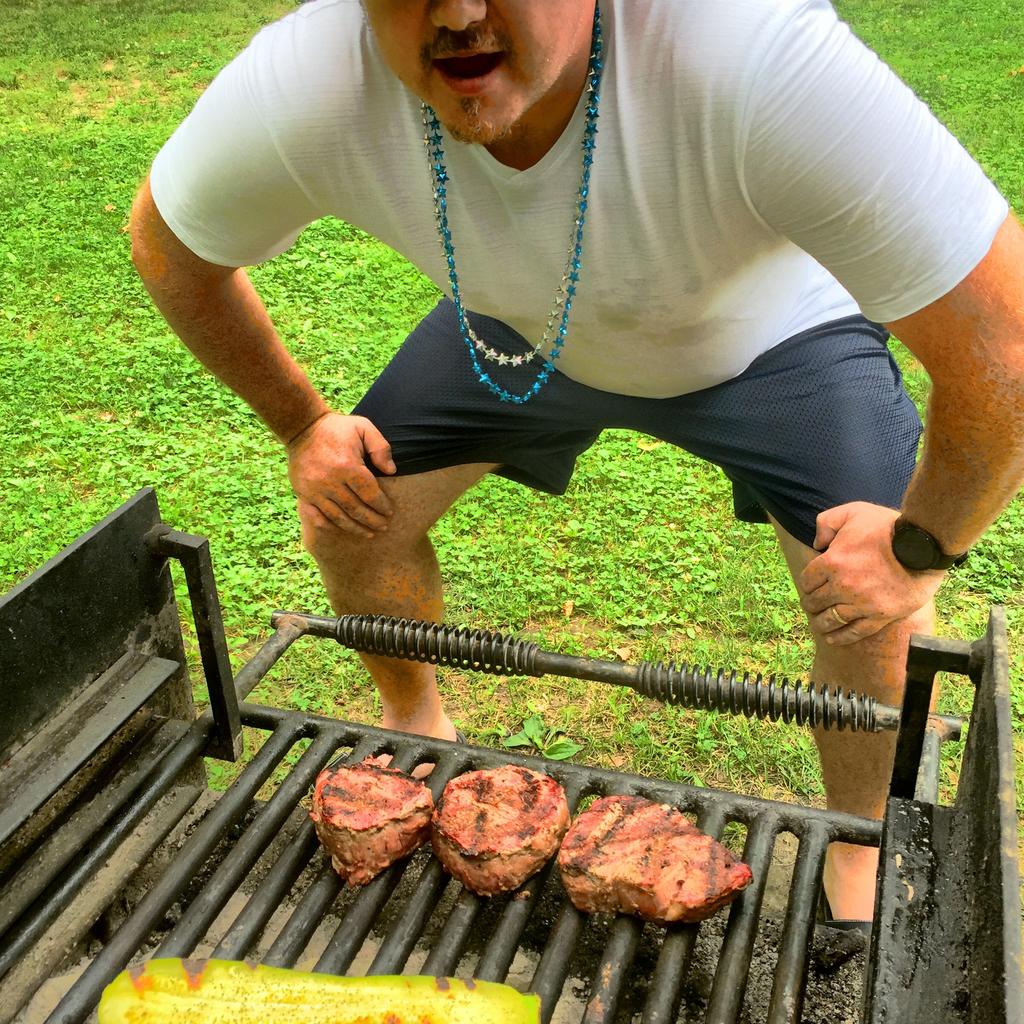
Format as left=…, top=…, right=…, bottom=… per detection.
left=557, top=794, right=753, bottom=923
left=432, top=765, right=570, bottom=896
left=310, top=756, right=434, bottom=886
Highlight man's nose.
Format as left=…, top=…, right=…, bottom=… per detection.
left=430, top=0, right=487, bottom=32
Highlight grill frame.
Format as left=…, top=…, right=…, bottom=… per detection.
left=0, top=487, right=1019, bottom=1024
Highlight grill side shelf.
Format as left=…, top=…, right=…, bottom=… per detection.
left=0, top=717, right=191, bottom=941
left=0, top=486, right=201, bottom=875
left=0, top=655, right=179, bottom=850
left=0, top=488, right=168, bottom=760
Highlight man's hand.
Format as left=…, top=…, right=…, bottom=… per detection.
left=798, top=501, right=944, bottom=645
left=287, top=412, right=397, bottom=539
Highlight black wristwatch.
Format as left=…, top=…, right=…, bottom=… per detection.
left=891, top=517, right=969, bottom=572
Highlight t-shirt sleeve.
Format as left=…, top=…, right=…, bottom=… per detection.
left=740, top=0, right=1008, bottom=323
left=149, top=26, right=322, bottom=268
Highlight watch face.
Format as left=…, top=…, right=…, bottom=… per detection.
left=893, top=524, right=939, bottom=570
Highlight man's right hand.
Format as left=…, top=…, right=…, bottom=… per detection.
left=287, top=412, right=397, bottom=538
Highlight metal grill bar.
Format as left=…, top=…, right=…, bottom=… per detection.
left=263, top=861, right=343, bottom=968
left=278, top=612, right=963, bottom=740
left=889, top=636, right=971, bottom=797
left=368, top=860, right=450, bottom=975
left=241, top=703, right=883, bottom=844
left=46, top=724, right=300, bottom=1024
left=472, top=865, right=550, bottom=980
left=0, top=718, right=210, bottom=984
left=147, top=528, right=241, bottom=761
left=312, top=862, right=409, bottom=974
left=419, top=887, right=482, bottom=977
left=211, top=824, right=321, bottom=961
left=156, top=732, right=338, bottom=958
left=474, top=777, right=587, bottom=984
left=582, top=916, right=644, bottom=1023
left=260, top=736, right=382, bottom=969
left=913, top=727, right=943, bottom=804
left=766, top=823, right=829, bottom=1024
left=282, top=612, right=885, bottom=733
left=234, top=619, right=307, bottom=701
left=638, top=804, right=729, bottom=1024
left=531, top=902, right=586, bottom=1024
left=642, top=926, right=699, bottom=1024
left=705, top=815, right=778, bottom=1023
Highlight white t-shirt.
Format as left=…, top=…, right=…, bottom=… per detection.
left=150, top=0, right=1007, bottom=398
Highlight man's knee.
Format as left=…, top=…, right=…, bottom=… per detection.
left=298, top=507, right=424, bottom=567
left=299, top=462, right=493, bottom=566
left=811, top=600, right=936, bottom=701
left=299, top=511, right=351, bottom=564
left=895, top=599, right=936, bottom=637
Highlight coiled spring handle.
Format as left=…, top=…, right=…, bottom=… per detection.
left=268, top=611, right=940, bottom=734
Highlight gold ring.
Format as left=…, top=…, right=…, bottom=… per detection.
left=829, top=606, right=849, bottom=627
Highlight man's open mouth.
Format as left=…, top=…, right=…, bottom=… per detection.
left=433, top=52, right=505, bottom=81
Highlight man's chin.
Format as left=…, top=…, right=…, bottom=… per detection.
left=436, top=98, right=516, bottom=146
left=445, top=120, right=513, bottom=146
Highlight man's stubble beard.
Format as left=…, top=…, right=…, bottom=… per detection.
left=442, top=96, right=515, bottom=146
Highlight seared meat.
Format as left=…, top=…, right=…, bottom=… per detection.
left=310, top=756, right=434, bottom=886
left=557, top=794, right=752, bottom=923
left=432, top=765, right=570, bottom=896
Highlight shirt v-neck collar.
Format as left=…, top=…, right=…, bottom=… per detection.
left=459, top=78, right=592, bottom=186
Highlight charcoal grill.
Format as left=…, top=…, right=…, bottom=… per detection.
left=0, top=488, right=1019, bottom=1023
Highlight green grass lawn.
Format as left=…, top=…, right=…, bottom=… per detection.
left=1, top=0, right=1022, bottom=826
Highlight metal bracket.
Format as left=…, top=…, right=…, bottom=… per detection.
left=888, top=634, right=972, bottom=800
left=145, top=526, right=242, bottom=761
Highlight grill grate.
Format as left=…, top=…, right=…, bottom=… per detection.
left=39, top=703, right=879, bottom=1024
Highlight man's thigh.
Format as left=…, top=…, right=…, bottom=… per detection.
left=629, top=316, right=923, bottom=548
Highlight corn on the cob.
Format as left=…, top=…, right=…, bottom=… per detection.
left=98, top=958, right=540, bottom=1024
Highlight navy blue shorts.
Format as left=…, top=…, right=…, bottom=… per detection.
left=353, top=300, right=922, bottom=547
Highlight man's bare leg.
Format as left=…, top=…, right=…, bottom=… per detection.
left=769, top=515, right=936, bottom=920
left=300, top=462, right=498, bottom=740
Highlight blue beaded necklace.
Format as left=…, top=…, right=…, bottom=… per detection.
left=422, top=4, right=604, bottom=404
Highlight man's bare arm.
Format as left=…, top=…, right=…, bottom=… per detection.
left=129, top=176, right=329, bottom=444
left=888, top=211, right=1024, bottom=552
left=129, top=177, right=395, bottom=537
left=798, top=211, right=1024, bottom=643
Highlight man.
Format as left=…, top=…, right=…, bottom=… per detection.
left=129, top=0, right=1024, bottom=924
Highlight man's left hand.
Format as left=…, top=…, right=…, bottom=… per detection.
left=798, top=501, right=945, bottom=645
